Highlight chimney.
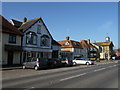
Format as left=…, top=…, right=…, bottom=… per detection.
left=66, top=36, right=70, bottom=40
left=87, top=39, right=90, bottom=44
left=23, top=17, right=27, bottom=23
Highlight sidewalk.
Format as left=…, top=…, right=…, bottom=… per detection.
left=95, top=60, right=118, bottom=65
left=1, top=65, right=22, bottom=70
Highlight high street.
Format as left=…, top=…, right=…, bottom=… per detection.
left=2, top=61, right=119, bottom=89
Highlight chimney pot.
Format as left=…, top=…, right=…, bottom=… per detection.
left=87, top=39, right=90, bottom=44
left=66, top=36, right=70, bottom=40
left=23, top=17, right=27, bottom=23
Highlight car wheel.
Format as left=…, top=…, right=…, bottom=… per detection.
left=23, top=66, right=26, bottom=69
left=73, top=62, right=77, bottom=65
left=86, top=62, right=90, bottom=65
left=34, top=66, right=39, bottom=70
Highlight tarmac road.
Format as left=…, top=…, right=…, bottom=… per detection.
left=2, top=61, right=119, bottom=89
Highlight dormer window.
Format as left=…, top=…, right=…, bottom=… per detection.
left=26, top=31, right=37, bottom=45
left=65, top=42, right=69, bottom=45
left=73, top=42, right=77, bottom=45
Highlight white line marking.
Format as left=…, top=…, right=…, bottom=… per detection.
left=94, top=68, right=106, bottom=72
left=60, top=73, right=86, bottom=81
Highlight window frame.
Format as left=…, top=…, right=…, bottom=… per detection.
left=9, top=34, right=16, bottom=43
left=40, top=35, right=50, bottom=47
left=37, top=24, right=41, bottom=34
left=26, top=31, right=37, bottom=45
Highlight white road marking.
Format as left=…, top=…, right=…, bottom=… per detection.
left=25, top=87, right=35, bottom=90
left=60, top=73, right=86, bottom=81
left=94, top=68, right=106, bottom=72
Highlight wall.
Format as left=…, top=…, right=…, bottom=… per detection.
left=2, top=33, right=22, bottom=65
left=61, top=48, right=72, bottom=52
left=22, top=19, right=52, bottom=49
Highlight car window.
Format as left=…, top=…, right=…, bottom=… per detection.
left=27, top=57, right=32, bottom=62
left=31, top=57, right=37, bottom=61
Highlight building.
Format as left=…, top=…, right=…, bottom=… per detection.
left=80, top=39, right=98, bottom=60
left=113, top=49, right=120, bottom=59
left=92, top=36, right=114, bottom=60
left=57, top=36, right=83, bottom=60
left=11, top=17, right=53, bottom=62
left=52, top=40, right=61, bottom=58
left=1, top=16, right=23, bottom=65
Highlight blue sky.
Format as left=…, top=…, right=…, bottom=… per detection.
left=2, top=2, right=118, bottom=48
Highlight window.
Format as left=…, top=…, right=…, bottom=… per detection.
left=65, top=42, right=69, bottom=45
left=41, top=35, right=50, bottom=47
left=9, top=34, right=16, bottom=43
left=26, top=32, right=37, bottom=45
left=37, top=25, right=41, bottom=34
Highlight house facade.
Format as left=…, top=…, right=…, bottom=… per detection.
left=57, top=36, right=83, bottom=60
left=52, top=40, right=61, bottom=58
left=92, top=36, right=114, bottom=60
left=80, top=39, right=98, bottom=60
left=11, top=17, right=53, bottom=62
left=1, top=16, right=23, bottom=65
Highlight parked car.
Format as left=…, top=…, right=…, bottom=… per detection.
left=61, top=58, right=73, bottom=67
left=72, top=58, right=94, bottom=65
left=22, top=57, right=48, bottom=70
left=47, top=58, right=62, bottom=68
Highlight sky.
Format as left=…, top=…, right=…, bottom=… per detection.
left=2, top=2, right=118, bottom=48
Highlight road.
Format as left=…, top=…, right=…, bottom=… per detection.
left=2, top=61, right=119, bottom=89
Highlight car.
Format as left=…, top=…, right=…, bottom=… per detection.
left=61, top=58, right=73, bottom=67
left=47, top=58, right=62, bottom=68
left=22, top=57, right=48, bottom=70
left=72, top=58, right=94, bottom=65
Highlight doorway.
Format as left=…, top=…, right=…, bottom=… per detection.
left=8, top=51, right=13, bottom=65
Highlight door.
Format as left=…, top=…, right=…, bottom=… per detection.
left=8, top=51, right=13, bottom=65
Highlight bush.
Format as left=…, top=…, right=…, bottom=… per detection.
left=96, top=59, right=100, bottom=62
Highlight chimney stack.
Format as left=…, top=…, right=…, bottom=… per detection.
left=87, top=39, right=90, bottom=44
left=23, top=17, right=27, bottom=23
left=66, top=36, right=70, bottom=40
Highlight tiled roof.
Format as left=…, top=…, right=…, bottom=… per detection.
left=0, top=16, right=23, bottom=36
left=94, top=41, right=113, bottom=46
left=80, top=40, right=90, bottom=47
left=11, top=19, right=22, bottom=28
left=18, top=17, right=40, bottom=31
left=57, top=40, right=83, bottom=49
left=116, top=52, right=120, bottom=56
left=18, top=17, right=53, bottom=39
left=52, top=40, right=61, bottom=46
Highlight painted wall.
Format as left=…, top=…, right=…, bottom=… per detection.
left=22, top=19, right=52, bottom=50
left=2, top=33, right=21, bottom=65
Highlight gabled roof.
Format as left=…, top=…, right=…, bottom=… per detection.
left=10, top=19, right=22, bottom=28
left=18, top=17, right=53, bottom=39
left=80, top=40, right=90, bottom=48
left=18, top=17, right=40, bottom=31
left=52, top=40, right=61, bottom=46
left=80, top=40, right=97, bottom=49
left=57, top=40, right=83, bottom=49
left=0, top=16, right=23, bottom=36
left=94, top=41, right=114, bottom=46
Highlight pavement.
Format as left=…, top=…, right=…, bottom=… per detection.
left=1, top=60, right=119, bottom=71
